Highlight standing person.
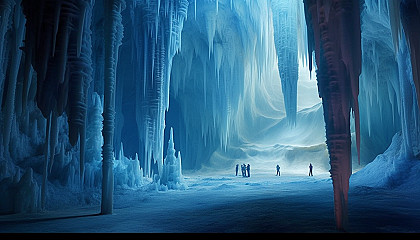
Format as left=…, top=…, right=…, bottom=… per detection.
left=241, top=164, right=245, bottom=177
left=236, top=164, right=239, bottom=176
left=309, top=163, right=313, bottom=176
left=276, top=165, right=280, bottom=176
left=247, top=164, right=250, bottom=177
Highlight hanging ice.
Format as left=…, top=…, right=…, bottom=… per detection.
left=271, top=0, right=299, bottom=126
left=168, top=0, right=284, bottom=169
left=303, top=0, right=362, bottom=231
left=129, top=0, right=189, bottom=178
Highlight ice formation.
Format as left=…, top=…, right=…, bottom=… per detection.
left=303, top=0, right=362, bottom=231
left=160, top=127, right=184, bottom=190
left=271, top=0, right=300, bottom=126
left=0, top=0, right=419, bottom=232
left=169, top=0, right=284, bottom=170
left=303, top=0, right=420, bottom=231
left=101, top=0, right=126, bottom=215
left=400, top=0, right=420, bottom=111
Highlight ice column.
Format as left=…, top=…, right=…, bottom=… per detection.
left=101, top=0, right=125, bottom=215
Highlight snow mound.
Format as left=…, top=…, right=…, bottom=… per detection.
left=351, top=131, right=420, bottom=190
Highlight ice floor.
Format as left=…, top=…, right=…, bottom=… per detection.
left=1, top=169, right=419, bottom=233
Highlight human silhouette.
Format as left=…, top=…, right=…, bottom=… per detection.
left=241, top=164, right=246, bottom=177
left=236, top=164, right=239, bottom=176
left=276, top=165, right=280, bottom=176
left=247, top=164, right=250, bottom=177
left=309, top=163, right=313, bottom=176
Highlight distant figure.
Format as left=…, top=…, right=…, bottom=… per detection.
left=236, top=164, right=239, bottom=176
left=241, top=164, right=246, bottom=177
left=276, top=165, right=280, bottom=176
left=247, top=164, right=250, bottom=177
left=309, top=163, right=313, bottom=176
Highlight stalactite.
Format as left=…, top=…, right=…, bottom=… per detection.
left=21, top=43, right=33, bottom=113
left=272, top=0, right=299, bottom=126
left=2, top=0, right=25, bottom=155
left=48, top=110, right=59, bottom=173
left=303, top=0, right=362, bottom=231
left=21, top=0, right=94, bottom=186
left=131, top=0, right=189, bottom=178
left=0, top=0, right=15, bottom=111
left=41, top=113, right=51, bottom=210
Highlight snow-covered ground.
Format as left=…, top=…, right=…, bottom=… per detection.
left=1, top=165, right=419, bottom=233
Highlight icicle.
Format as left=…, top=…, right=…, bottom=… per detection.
left=21, top=46, right=33, bottom=112
left=388, top=0, right=402, bottom=54
left=0, top=0, right=15, bottom=105
left=80, top=124, right=86, bottom=187
left=48, top=111, right=59, bottom=174
left=41, top=113, right=51, bottom=210
left=52, top=2, right=62, bottom=57
left=57, top=18, right=70, bottom=85
left=3, top=1, right=25, bottom=154
left=77, top=1, right=88, bottom=58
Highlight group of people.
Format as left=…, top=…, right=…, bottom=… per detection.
left=236, top=163, right=251, bottom=177
left=235, top=163, right=314, bottom=177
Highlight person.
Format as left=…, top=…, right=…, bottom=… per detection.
left=236, top=164, right=239, bottom=176
left=247, top=164, right=250, bottom=177
left=309, top=163, right=313, bottom=176
left=241, top=164, right=245, bottom=177
left=276, top=164, right=280, bottom=176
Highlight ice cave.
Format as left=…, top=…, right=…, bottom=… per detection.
left=0, top=0, right=420, bottom=233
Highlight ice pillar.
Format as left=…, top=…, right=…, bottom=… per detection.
left=101, top=0, right=125, bottom=215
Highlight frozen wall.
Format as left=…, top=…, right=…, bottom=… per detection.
left=168, top=0, right=285, bottom=170
left=112, top=0, right=189, bottom=178
left=358, top=0, right=402, bottom=167
left=351, top=0, right=420, bottom=190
